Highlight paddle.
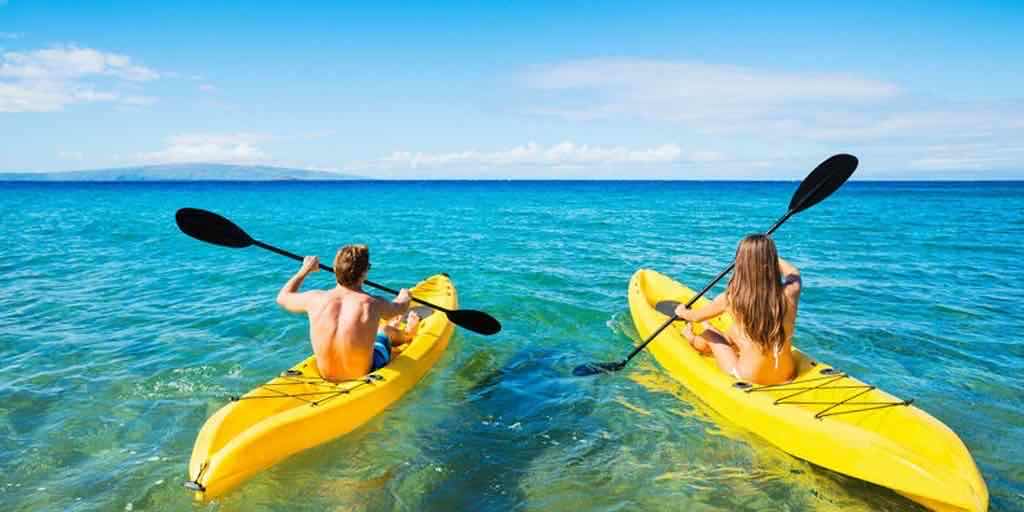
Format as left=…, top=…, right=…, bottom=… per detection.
left=572, top=154, right=858, bottom=376
left=174, top=208, right=502, bottom=335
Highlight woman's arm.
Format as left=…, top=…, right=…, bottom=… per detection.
left=675, top=293, right=728, bottom=323
left=779, top=256, right=801, bottom=302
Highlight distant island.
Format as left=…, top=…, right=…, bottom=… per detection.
left=0, top=163, right=363, bottom=181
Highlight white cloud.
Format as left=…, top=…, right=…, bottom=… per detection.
left=741, top=106, right=1024, bottom=142
left=121, top=95, right=156, bottom=106
left=909, top=144, right=1024, bottom=171
left=1, top=45, right=159, bottom=81
left=0, top=45, right=160, bottom=112
left=521, top=58, right=1024, bottom=175
left=139, top=133, right=272, bottom=164
left=0, top=81, right=121, bottom=112
left=525, top=58, right=898, bottom=125
left=379, top=142, right=688, bottom=169
left=529, top=58, right=897, bottom=99
left=521, top=58, right=1024, bottom=142
left=58, top=150, right=84, bottom=161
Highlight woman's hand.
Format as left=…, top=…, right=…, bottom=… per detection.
left=674, top=303, right=694, bottom=321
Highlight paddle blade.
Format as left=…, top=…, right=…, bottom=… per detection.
left=446, top=309, right=502, bottom=336
left=572, top=361, right=625, bottom=377
left=175, top=208, right=255, bottom=248
left=789, top=154, right=858, bottom=214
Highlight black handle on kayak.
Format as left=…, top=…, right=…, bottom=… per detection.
left=175, top=208, right=502, bottom=335
left=572, top=154, right=857, bottom=377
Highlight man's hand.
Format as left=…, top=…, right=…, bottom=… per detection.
left=278, top=256, right=321, bottom=314
left=301, top=256, right=320, bottom=275
left=381, top=288, right=413, bottom=319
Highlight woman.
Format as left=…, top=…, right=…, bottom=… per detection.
left=675, top=234, right=801, bottom=385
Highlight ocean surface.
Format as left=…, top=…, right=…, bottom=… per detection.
left=0, top=180, right=1021, bottom=511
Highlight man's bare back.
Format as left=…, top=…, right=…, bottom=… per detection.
left=276, top=252, right=410, bottom=382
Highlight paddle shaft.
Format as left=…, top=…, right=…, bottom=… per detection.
left=252, top=240, right=455, bottom=314
left=619, top=209, right=796, bottom=365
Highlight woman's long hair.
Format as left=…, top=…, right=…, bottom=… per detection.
left=726, top=234, right=787, bottom=354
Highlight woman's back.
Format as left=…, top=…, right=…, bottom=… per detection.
left=726, top=292, right=797, bottom=384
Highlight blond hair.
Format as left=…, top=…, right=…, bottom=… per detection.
left=334, top=244, right=369, bottom=287
left=726, top=234, right=787, bottom=354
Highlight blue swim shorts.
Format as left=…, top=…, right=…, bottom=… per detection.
left=371, top=332, right=392, bottom=371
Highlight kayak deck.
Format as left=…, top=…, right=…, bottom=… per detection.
left=187, top=274, right=457, bottom=500
left=628, top=269, right=988, bottom=512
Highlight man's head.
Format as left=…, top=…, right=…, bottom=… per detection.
left=334, top=244, right=370, bottom=287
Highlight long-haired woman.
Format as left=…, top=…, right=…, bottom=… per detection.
left=675, top=234, right=801, bottom=385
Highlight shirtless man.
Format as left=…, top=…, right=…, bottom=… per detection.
left=275, top=244, right=411, bottom=382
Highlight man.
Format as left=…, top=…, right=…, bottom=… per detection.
left=276, top=244, right=411, bottom=382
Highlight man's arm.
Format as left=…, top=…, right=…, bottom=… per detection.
left=276, top=256, right=321, bottom=313
left=377, top=288, right=412, bottom=320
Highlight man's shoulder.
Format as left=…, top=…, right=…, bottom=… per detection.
left=302, top=289, right=330, bottom=308
left=338, top=289, right=377, bottom=305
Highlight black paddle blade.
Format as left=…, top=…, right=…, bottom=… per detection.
left=446, top=309, right=502, bottom=336
left=175, top=208, right=255, bottom=248
left=789, top=154, right=858, bottom=214
left=572, top=361, right=625, bottom=377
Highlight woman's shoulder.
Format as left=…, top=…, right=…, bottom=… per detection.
left=783, top=276, right=801, bottom=303
left=783, top=272, right=802, bottom=290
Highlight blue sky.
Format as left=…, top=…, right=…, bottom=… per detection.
left=1, top=1, right=1022, bottom=179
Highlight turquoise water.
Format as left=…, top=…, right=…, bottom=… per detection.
left=0, top=181, right=1021, bottom=511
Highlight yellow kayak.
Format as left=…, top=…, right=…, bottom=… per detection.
left=628, top=269, right=987, bottom=512
left=186, top=273, right=457, bottom=500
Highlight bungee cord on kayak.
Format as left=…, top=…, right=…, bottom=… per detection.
left=185, top=464, right=208, bottom=492
left=227, top=369, right=385, bottom=408
left=737, top=369, right=914, bottom=419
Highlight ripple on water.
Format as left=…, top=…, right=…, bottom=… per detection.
left=0, top=181, right=1021, bottom=511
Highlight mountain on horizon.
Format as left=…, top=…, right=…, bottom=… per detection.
left=0, top=163, right=362, bottom=181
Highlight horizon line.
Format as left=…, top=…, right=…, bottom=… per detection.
left=2, top=178, right=1022, bottom=183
